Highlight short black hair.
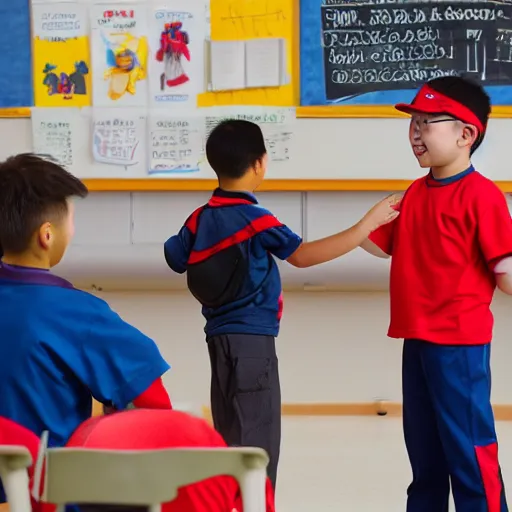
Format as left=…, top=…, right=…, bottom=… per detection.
left=428, top=75, right=491, bottom=154
left=0, top=153, right=88, bottom=254
left=205, top=119, right=267, bottom=180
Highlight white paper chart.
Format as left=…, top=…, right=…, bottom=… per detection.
left=148, top=115, right=204, bottom=174
left=31, top=108, right=79, bottom=168
left=92, top=108, right=147, bottom=174
left=204, top=106, right=296, bottom=163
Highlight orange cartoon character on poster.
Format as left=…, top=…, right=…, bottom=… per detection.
left=156, top=21, right=190, bottom=90
left=102, top=32, right=148, bottom=100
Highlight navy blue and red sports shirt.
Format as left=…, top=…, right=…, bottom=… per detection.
left=164, top=188, right=303, bottom=337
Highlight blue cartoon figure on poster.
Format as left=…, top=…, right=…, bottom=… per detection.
left=70, top=61, right=89, bottom=95
left=42, top=63, right=59, bottom=95
left=42, top=61, right=89, bottom=99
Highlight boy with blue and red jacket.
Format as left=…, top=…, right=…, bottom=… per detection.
left=164, top=119, right=401, bottom=490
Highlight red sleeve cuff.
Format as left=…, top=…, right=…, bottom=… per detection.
left=368, top=225, right=393, bottom=256
left=132, top=378, right=172, bottom=409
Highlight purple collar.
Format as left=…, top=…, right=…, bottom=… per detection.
left=0, top=262, right=74, bottom=289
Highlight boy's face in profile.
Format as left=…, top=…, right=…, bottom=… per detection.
left=408, top=113, right=474, bottom=168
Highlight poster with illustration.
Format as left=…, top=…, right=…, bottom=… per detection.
left=32, top=2, right=91, bottom=107
left=90, top=4, right=149, bottom=107
left=148, top=2, right=206, bottom=110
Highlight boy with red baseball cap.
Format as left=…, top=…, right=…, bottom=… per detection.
left=361, top=76, right=512, bottom=511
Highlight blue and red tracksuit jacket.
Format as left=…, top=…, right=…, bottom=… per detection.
left=164, top=188, right=303, bottom=337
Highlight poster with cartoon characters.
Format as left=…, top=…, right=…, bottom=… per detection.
left=32, top=2, right=91, bottom=107
left=90, top=4, right=149, bottom=107
left=148, top=1, right=206, bottom=111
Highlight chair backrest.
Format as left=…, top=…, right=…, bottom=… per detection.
left=0, top=446, right=32, bottom=473
left=0, top=446, right=33, bottom=512
left=37, top=446, right=269, bottom=512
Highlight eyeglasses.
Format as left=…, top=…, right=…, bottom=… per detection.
left=412, top=117, right=459, bottom=126
left=411, top=117, right=460, bottom=132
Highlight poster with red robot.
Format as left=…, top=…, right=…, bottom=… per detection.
left=148, top=2, right=206, bottom=111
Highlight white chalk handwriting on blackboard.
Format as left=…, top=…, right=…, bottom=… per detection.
left=320, top=0, right=512, bottom=100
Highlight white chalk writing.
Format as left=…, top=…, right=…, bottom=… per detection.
left=320, top=1, right=512, bottom=94
left=323, top=27, right=439, bottom=48
left=323, top=5, right=504, bottom=29
left=331, top=66, right=458, bottom=85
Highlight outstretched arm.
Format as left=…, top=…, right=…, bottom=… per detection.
left=360, top=239, right=390, bottom=259
left=286, top=194, right=401, bottom=268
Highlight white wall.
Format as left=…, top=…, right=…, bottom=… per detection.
left=5, top=114, right=512, bottom=181
left=95, top=290, right=512, bottom=408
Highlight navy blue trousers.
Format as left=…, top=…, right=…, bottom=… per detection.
left=403, top=339, right=507, bottom=512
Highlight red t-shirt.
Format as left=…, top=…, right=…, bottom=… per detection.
left=369, top=169, right=512, bottom=345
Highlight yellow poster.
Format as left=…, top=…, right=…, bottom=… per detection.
left=197, top=0, right=296, bottom=107
left=32, top=3, right=91, bottom=107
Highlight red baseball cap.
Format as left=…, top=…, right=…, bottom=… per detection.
left=395, top=83, right=485, bottom=134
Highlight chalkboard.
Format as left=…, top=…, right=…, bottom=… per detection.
left=300, top=0, right=512, bottom=108
left=0, top=0, right=32, bottom=108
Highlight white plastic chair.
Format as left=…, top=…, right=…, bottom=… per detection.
left=0, top=445, right=33, bottom=512
left=34, top=437, right=269, bottom=512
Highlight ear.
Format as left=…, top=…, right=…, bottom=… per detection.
left=37, top=222, right=53, bottom=251
left=459, top=124, right=478, bottom=148
left=253, top=157, right=264, bottom=176
left=253, top=153, right=268, bottom=176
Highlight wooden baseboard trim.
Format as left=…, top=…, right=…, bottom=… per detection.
left=281, top=402, right=403, bottom=417
left=93, top=401, right=512, bottom=422
left=202, top=402, right=512, bottom=422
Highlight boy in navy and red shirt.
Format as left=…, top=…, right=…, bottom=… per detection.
left=362, top=76, right=512, bottom=511
left=164, top=119, right=401, bottom=491
left=0, top=154, right=172, bottom=503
